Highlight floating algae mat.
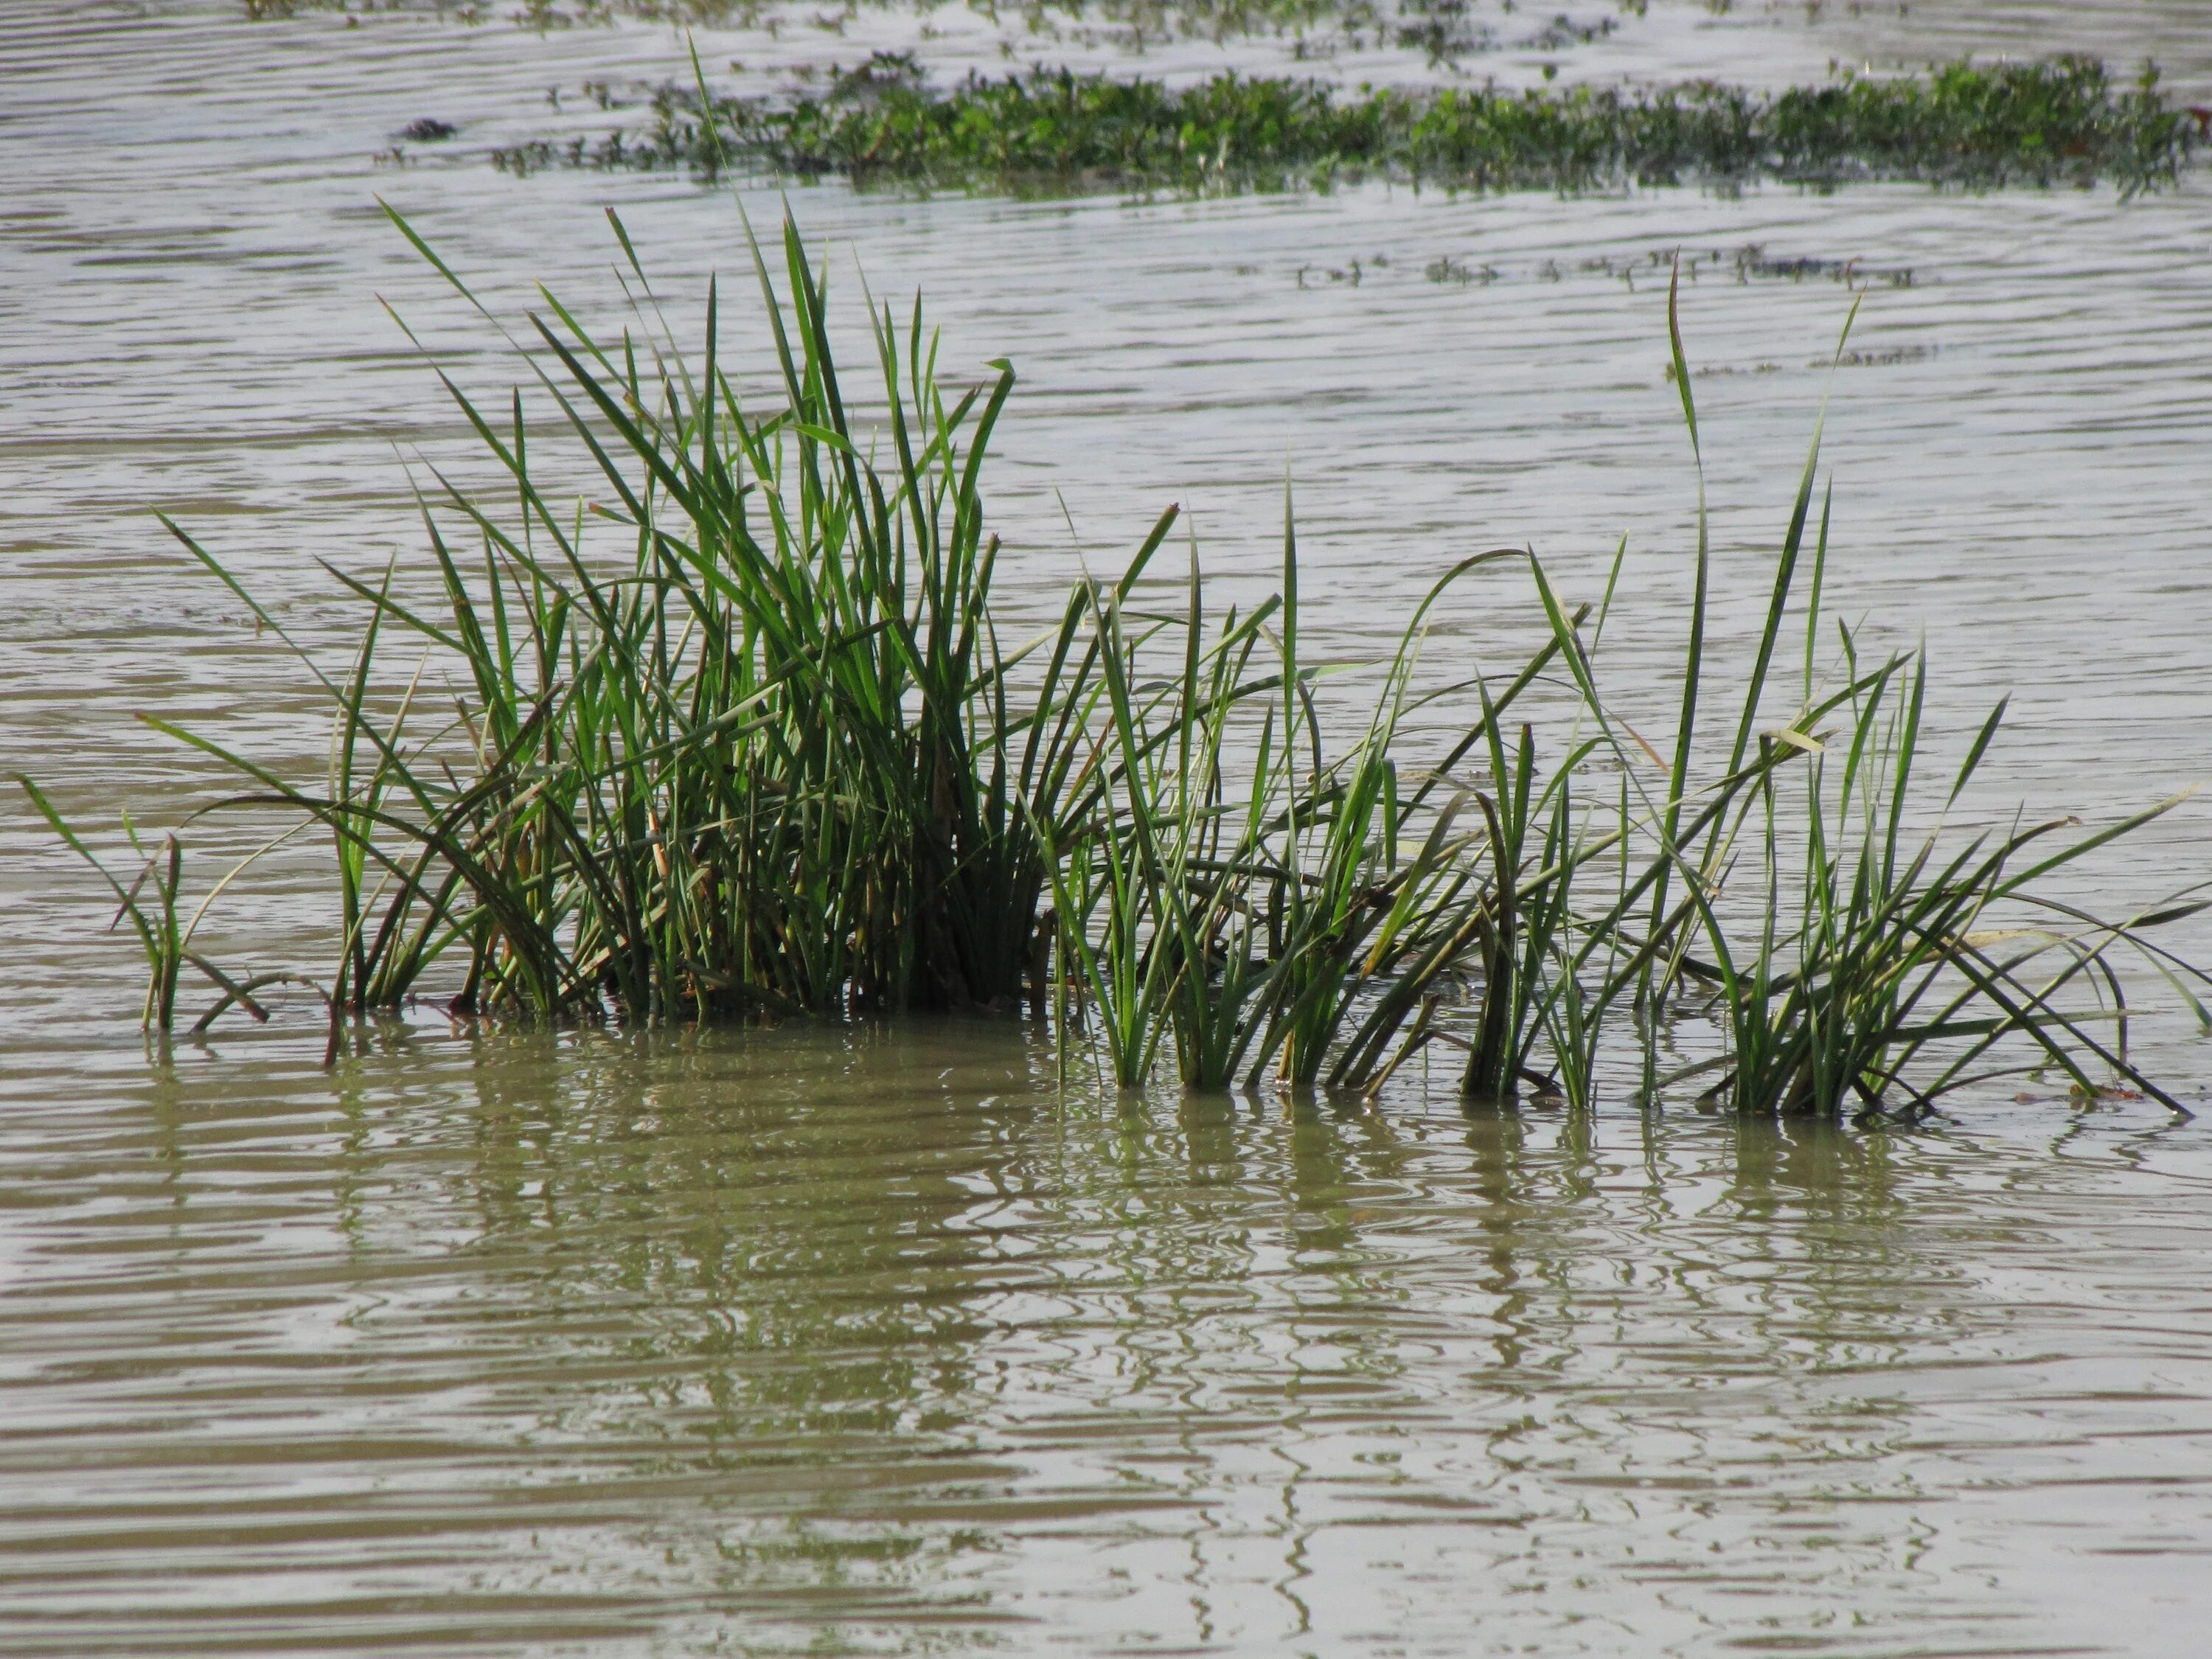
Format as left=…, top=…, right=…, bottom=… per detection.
left=20, top=209, right=2208, bottom=1121
left=493, top=55, right=2205, bottom=196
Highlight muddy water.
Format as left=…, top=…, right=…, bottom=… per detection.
left=5, top=1, right=2212, bottom=1653
left=9, top=1021, right=2212, bottom=1658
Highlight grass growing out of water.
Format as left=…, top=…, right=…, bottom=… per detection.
left=501, top=56, right=2205, bottom=198
left=142, top=209, right=1178, bottom=1034
left=1042, top=523, right=1579, bottom=1094
left=19, top=216, right=2206, bottom=1116
left=1684, top=641, right=2207, bottom=1118
left=12, top=784, right=304, bottom=1034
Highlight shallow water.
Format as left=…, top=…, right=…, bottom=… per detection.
left=10, top=1020, right=2212, bottom=1656
left=4, top=1, right=2212, bottom=1653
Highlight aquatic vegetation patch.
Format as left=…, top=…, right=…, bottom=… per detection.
left=19, top=215, right=2210, bottom=1119
left=493, top=55, right=2203, bottom=196
left=244, top=0, right=1410, bottom=43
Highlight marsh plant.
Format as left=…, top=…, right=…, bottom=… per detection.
left=19, top=215, right=2206, bottom=1116
left=504, top=56, right=2203, bottom=199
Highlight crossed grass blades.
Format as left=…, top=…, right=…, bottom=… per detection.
left=17, top=215, right=2208, bottom=1115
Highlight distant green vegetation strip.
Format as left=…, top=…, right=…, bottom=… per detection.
left=491, top=55, right=2204, bottom=194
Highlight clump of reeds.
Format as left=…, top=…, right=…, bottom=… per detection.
left=84, top=209, right=1172, bottom=1039
left=495, top=55, right=2204, bottom=198
left=1686, top=640, right=2197, bottom=1119
left=21, top=217, right=2205, bottom=1118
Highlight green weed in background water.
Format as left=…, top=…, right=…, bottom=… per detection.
left=498, top=56, right=2204, bottom=200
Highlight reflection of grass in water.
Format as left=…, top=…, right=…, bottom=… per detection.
left=425, top=1028, right=1969, bottom=1464
left=509, top=55, right=2199, bottom=196
left=19, top=210, right=2209, bottom=1119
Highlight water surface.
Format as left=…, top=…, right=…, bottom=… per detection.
left=8, top=1020, right=2212, bottom=1656
left=4, top=3, right=2212, bottom=1653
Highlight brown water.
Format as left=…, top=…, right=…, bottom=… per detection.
left=5, top=2, right=2212, bottom=1653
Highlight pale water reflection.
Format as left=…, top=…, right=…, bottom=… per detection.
left=4, top=1019, right=2212, bottom=1655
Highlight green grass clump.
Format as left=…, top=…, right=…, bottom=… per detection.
left=1040, top=520, right=1582, bottom=1095
left=21, top=217, right=2208, bottom=1118
left=125, top=210, right=1164, bottom=1033
left=497, top=55, right=2202, bottom=197
left=1691, top=646, right=2180, bottom=1119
